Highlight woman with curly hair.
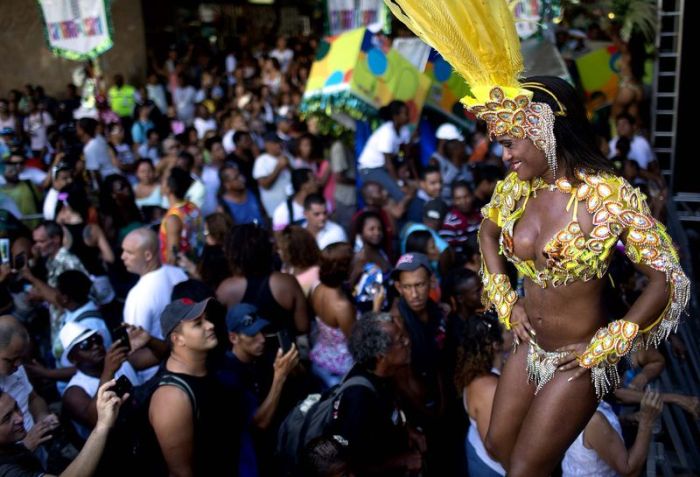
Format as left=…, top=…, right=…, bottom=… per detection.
left=216, top=223, right=309, bottom=337
left=454, top=312, right=505, bottom=476
left=277, top=224, right=320, bottom=298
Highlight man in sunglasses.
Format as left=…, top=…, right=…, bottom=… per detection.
left=59, top=322, right=140, bottom=443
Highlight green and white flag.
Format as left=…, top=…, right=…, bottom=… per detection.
left=37, top=0, right=114, bottom=61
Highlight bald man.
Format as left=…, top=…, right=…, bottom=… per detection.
left=121, top=228, right=186, bottom=380
left=0, top=315, right=59, bottom=453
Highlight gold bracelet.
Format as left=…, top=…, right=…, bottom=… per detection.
left=481, top=271, right=518, bottom=330
left=578, top=320, right=639, bottom=398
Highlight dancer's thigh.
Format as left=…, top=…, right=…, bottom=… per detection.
left=508, top=368, right=598, bottom=477
left=485, top=343, right=535, bottom=469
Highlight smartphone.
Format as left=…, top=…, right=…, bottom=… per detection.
left=277, top=330, right=293, bottom=354
left=171, top=245, right=179, bottom=260
left=112, top=375, right=133, bottom=399
left=111, top=325, right=131, bottom=352
left=0, top=238, right=9, bottom=265
left=13, top=251, right=26, bottom=271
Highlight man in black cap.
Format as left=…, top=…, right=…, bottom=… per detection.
left=218, top=303, right=299, bottom=476
left=149, top=297, right=241, bottom=477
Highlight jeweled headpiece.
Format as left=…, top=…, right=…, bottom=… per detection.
left=384, top=0, right=566, bottom=176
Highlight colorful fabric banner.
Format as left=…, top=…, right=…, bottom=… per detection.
left=37, top=0, right=114, bottom=61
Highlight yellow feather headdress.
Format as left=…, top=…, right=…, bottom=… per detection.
left=384, top=0, right=563, bottom=174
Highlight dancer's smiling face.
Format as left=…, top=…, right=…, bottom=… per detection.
left=497, top=135, right=550, bottom=182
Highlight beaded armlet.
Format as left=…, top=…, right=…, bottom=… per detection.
left=480, top=266, right=518, bottom=330
left=578, top=320, right=639, bottom=399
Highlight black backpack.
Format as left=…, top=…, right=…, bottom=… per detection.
left=276, top=375, right=375, bottom=472
left=97, top=370, right=198, bottom=476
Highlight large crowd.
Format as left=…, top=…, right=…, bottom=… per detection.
left=0, top=28, right=696, bottom=477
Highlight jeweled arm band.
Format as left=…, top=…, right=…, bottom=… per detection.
left=481, top=266, right=518, bottom=330
left=577, top=319, right=640, bottom=399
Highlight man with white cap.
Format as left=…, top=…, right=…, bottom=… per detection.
left=430, top=123, right=473, bottom=203
left=60, top=321, right=140, bottom=441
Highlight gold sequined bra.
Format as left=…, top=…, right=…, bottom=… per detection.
left=482, top=169, right=689, bottom=347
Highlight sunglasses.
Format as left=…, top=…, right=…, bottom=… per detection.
left=77, top=334, right=103, bottom=351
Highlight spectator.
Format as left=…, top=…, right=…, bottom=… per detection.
left=270, top=36, right=294, bottom=73
left=0, top=151, right=41, bottom=224
left=133, top=159, right=163, bottom=212
left=42, top=160, right=73, bottom=220
left=358, top=101, right=412, bottom=201
left=272, top=168, right=318, bottom=231
left=219, top=303, right=299, bottom=475
left=23, top=99, right=54, bottom=159
left=201, top=136, right=229, bottom=216
left=454, top=313, right=505, bottom=477
left=54, top=270, right=113, bottom=360
left=430, top=123, right=471, bottom=203
left=608, top=113, right=656, bottom=176
left=304, top=193, right=347, bottom=250
left=149, top=298, right=241, bottom=476
left=217, top=163, right=264, bottom=225
left=177, top=212, right=232, bottom=291
left=107, top=124, right=136, bottom=175
left=253, top=132, right=292, bottom=217
left=277, top=225, right=320, bottom=298
left=173, top=74, right=197, bottom=124
left=76, top=117, right=119, bottom=186
left=300, top=434, right=355, bottom=477
left=107, top=74, right=136, bottom=121
left=121, top=227, right=187, bottom=379
left=217, top=223, right=309, bottom=338
left=329, top=311, right=422, bottom=476
left=350, top=210, right=392, bottom=287
left=60, top=322, right=139, bottom=441
left=159, top=167, right=203, bottom=263
left=562, top=390, right=663, bottom=477
left=99, top=174, right=144, bottom=244
left=309, top=242, right=356, bottom=388
left=439, top=180, right=481, bottom=257
left=0, top=316, right=60, bottom=454
left=405, top=165, right=443, bottom=224
left=0, top=380, right=126, bottom=476
left=175, top=151, right=206, bottom=210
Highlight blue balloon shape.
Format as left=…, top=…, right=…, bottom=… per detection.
left=368, top=48, right=388, bottom=76
left=325, top=70, right=345, bottom=87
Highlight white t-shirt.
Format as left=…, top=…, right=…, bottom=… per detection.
left=562, top=401, right=621, bottom=477
left=43, top=187, right=59, bottom=220
left=84, top=135, right=119, bottom=177
left=186, top=175, right=206, bottom=209
left=608, top=135, right=655, bottom=170
left=272, top=199, right=304, bottom=231
left=0, top=366, right=35, bottom=431
left=270, top=48, right=294, bottom=72
left=194, top=117, right=217, bottom=139
left=222, top=129, right=236, bottom=154
left=308, top=220, right=348, bottom=250
left=124, top=265, right=187, bottom=339
left=253, top=153, right=292, bottom=216
left=66, top=362, right=141, bottom=440
left=358, top=121, right=410, bottom=169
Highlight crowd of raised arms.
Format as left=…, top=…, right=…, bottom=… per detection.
left=0, top=23, right=695, bottom=477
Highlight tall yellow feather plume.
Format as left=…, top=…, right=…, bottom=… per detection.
left=384, top=0, right=529, bottom=106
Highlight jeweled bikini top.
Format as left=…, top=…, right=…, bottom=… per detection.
left=482, top=169, right=678, bottom=289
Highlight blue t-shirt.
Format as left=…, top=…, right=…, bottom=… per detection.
left=222, top=192, right=264, bottom=225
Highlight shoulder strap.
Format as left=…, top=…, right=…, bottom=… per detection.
left=286, top=197, right=295, bottom=224
left=338, top=375, right=375, bottom=394
left=158, top=374, right=199, bottom=420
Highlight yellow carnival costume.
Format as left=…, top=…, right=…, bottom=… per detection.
left=384, top=0, right=690, bottom=398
